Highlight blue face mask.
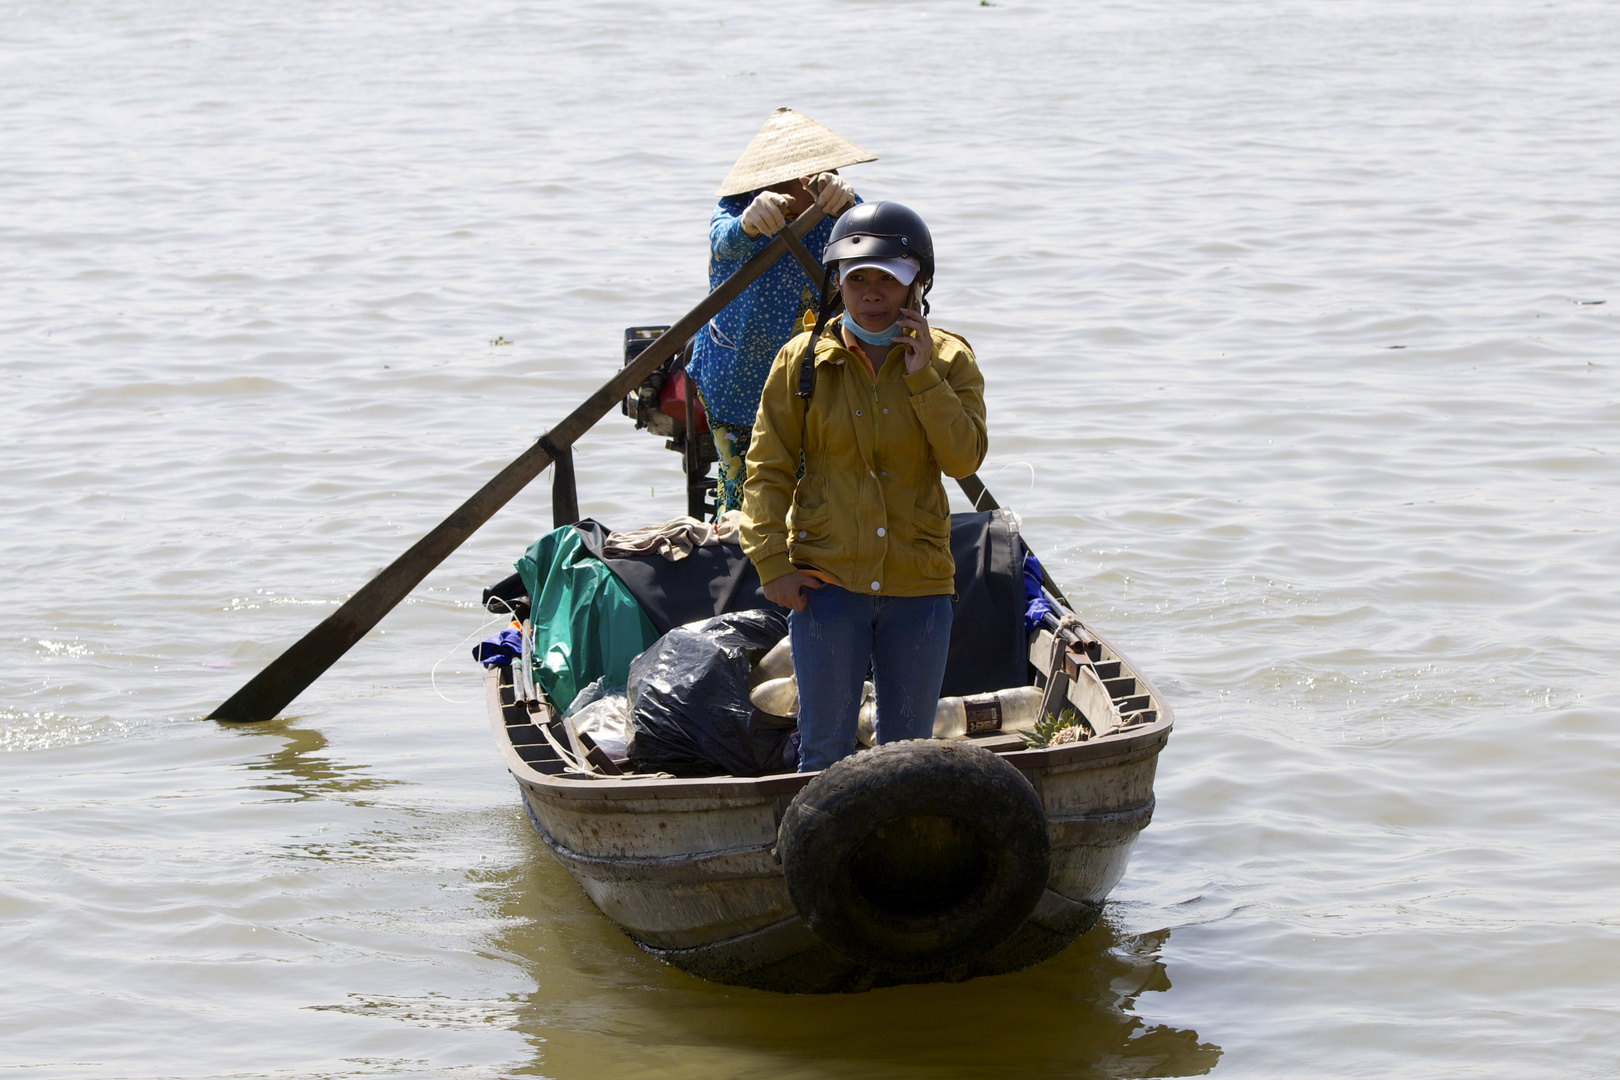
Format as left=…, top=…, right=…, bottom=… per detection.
left=842, top=314, right=901, bottom=346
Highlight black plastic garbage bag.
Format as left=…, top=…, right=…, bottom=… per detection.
left=626, top=609, right=793, bottom=777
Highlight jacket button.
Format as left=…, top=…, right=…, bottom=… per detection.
left=876, top=527, right=886, bottom=537
left=870, top=581, right=881, bottom=591
left=882, top=408, right=889, bottom=414
left=855, top=410, right=862, bottom=416
left=797, top=530, right=807, bottom=538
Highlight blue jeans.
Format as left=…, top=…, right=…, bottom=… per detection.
left=790, top=584, right=953, bottom=772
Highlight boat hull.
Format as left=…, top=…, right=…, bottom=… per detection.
left=488, top=621, right=1170, bottom=992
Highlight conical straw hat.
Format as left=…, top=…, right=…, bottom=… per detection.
left=715, top=108, right=877, bottom=197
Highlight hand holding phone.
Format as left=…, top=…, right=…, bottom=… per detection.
left=896, top=307, right=933, bottom=374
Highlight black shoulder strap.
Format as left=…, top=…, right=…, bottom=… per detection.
left=796, top=263, right=839, bottom=399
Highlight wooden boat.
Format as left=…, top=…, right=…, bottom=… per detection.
left=480, top=326, right=1172, bottom=994
left=484, top=545, right=1171, bottom=994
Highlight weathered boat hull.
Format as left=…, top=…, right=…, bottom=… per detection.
left=487, top=620, right=1172, bottom=993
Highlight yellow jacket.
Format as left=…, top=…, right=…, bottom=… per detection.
left=740, top=324, right=987, bottom=597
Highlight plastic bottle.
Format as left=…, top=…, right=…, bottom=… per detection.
left=932, top=685, right=1047, bottom=739
left=750, top=676, right=798, bottom=717
left=750, top=637, right=794, bottom=688
left=855, top=682, right=876, bottom=747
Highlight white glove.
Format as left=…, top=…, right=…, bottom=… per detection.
left=810, top=172, right=855, bottom=215
left=740, top=191, right=792, bottom=237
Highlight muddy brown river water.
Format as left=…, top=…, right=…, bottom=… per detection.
left=3, top=1, right=1617, bottom=1076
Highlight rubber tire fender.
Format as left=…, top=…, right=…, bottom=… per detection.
left=777, top=739, right=1051, bottom=974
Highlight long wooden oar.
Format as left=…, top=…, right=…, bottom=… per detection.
left=210, top=206, right=828, bottom=723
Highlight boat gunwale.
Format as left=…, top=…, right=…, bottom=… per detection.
left=486, top=610, right=1174, bottom=804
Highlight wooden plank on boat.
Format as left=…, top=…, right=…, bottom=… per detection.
left=1030, top=628, right=1124, bottom=735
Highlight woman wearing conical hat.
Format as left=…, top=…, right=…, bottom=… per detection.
left=687, top=108, right=874, bottom=517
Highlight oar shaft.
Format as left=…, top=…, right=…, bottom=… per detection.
left=780, top=226, right=826, bottom=285
left=210, top=207, right=826, bottom=723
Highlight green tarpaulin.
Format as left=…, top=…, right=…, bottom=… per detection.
left=515, top=526, right=660, bottom=713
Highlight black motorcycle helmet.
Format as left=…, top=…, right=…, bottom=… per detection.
left=822, top=201, right=935, bottom=296
left=795, top=201, right=936, bottom=398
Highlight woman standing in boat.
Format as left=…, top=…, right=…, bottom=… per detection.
left=688, top=108, right=873, bottom=517
left=740, top=203, right=987, bottom=772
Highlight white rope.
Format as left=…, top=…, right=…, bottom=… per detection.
left=538, top=714, right=596, bottom=776
left=430, top=607, right=513, bottom=704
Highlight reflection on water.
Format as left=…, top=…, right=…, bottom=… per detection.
left=477, top=818, right=1219, bottom=1080
left=224, top=721, right=424, bottom=871
left=227, top=720, right=402, bottom=804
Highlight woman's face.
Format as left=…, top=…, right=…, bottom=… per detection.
left=840, top=267, right=909, bottom=331
left=765, top=177, right=816, bottom=218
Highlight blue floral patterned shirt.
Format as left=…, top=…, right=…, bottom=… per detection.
left=687, top=193, right=857, bottom=427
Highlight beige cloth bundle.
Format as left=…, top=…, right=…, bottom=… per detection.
left=602, top=510, right=743, bottom=562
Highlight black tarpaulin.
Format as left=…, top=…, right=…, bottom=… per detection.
left=937, top=508, right=1027, bottom=698
left=624, top=609, right=793, bottom=777
left=571, top=508, right=1027, bottom=699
